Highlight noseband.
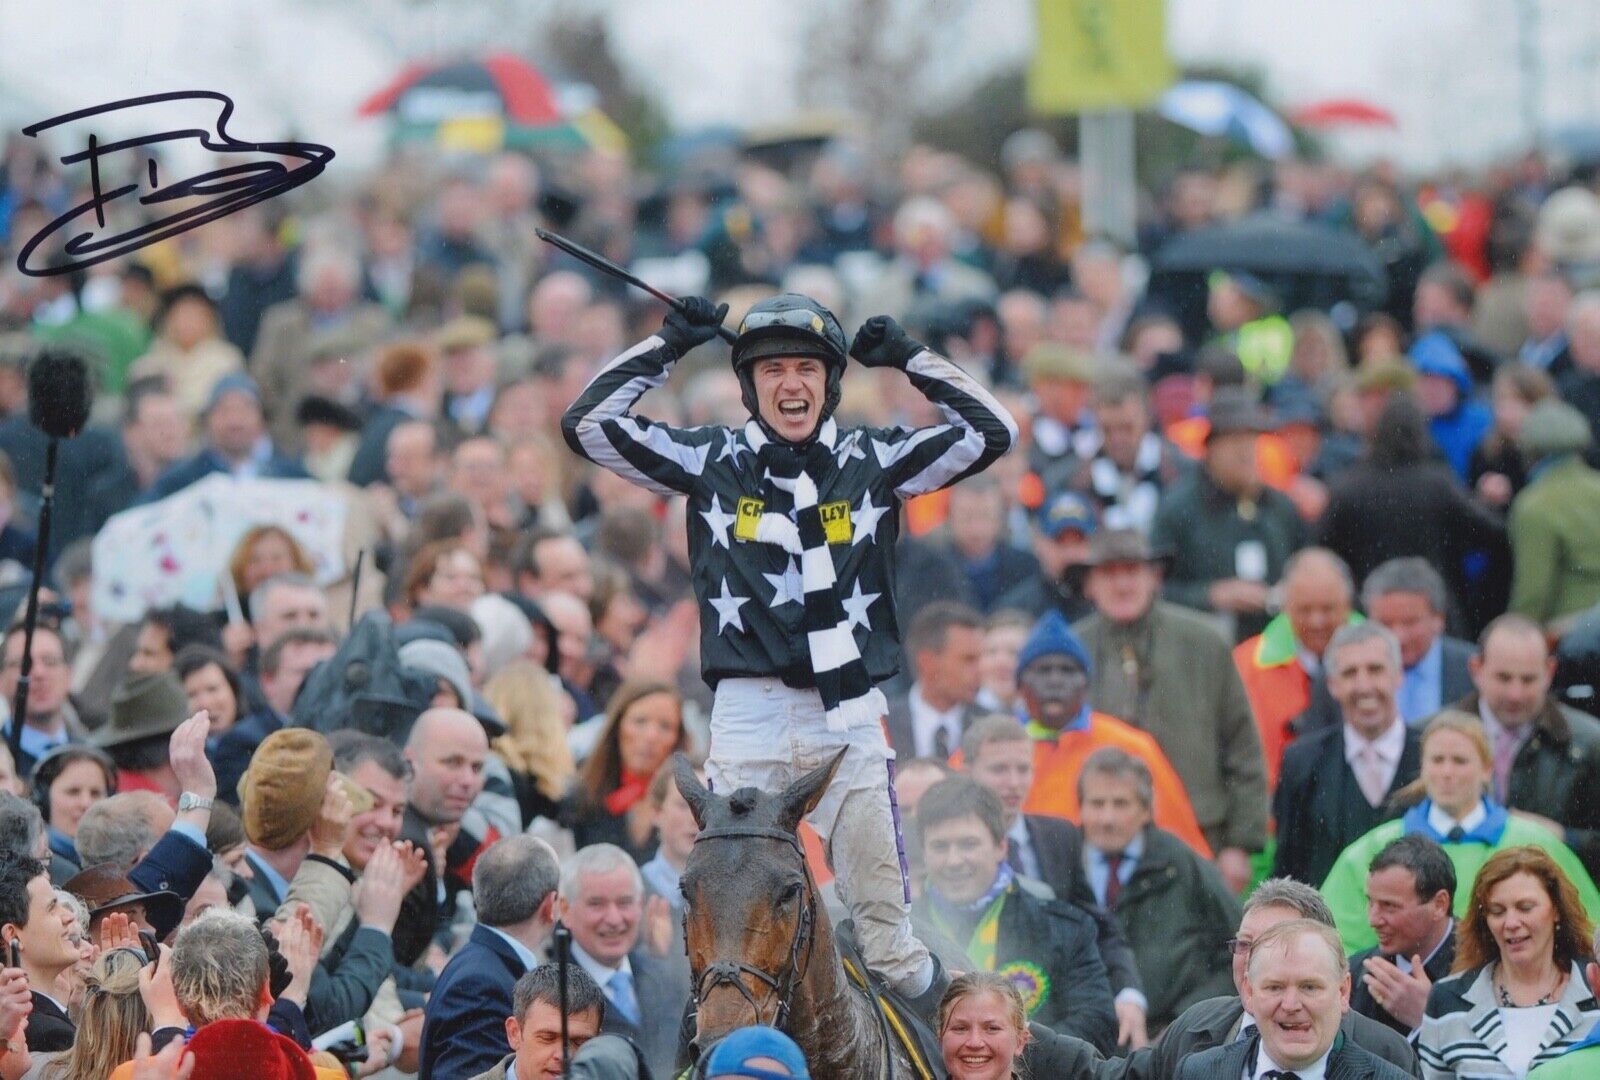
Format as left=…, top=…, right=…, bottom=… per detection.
left=690, top=825, right=818, bottom=1031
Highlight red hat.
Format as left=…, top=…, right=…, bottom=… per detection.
left=183, top=1019, right=316, bottom=1080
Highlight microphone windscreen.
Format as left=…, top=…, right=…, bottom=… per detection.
left=27, top=349, right=92, bottom=441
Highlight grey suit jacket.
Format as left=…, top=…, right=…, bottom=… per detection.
left=597, top=949, right=690, bottom=1080
left=1105, top=995, right=1420, bottom=1079
left=1175, top=1030, right=1417, bottom=1080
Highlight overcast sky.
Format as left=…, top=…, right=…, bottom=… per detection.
left=4, top=0, right=1598, bottom=172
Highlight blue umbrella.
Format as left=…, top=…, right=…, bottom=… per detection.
left=1157, top=80, right=1293, bottom=160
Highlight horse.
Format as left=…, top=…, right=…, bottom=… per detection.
left=672, top=750, right=933, bottom=1080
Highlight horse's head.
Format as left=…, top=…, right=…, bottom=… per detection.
left=673, top=749, right=845, bottom=1042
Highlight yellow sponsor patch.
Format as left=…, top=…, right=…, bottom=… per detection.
left=819, top=500, right=852, bottom=544
left=734, top=497, right=764, bottom=541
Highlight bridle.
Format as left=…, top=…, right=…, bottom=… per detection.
left=688, top=825, right=818, bottom=1031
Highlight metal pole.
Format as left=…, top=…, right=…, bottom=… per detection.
left=8, top=438, right=58, bottom=766
left=1079, top=109, right=1137, bottom=248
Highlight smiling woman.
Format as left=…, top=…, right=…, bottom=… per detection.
left=938, top=971, right=1030, bottom=1080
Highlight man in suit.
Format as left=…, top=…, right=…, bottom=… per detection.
left=141, top=374, right=310, bottom=504
left=1362, top=557, right=1475, bottom=725
left=1176, top=919, right=1413, bottom=1080
left=1079, top=747, right=1242, bottom=1034
left=466, top=963, right=606, bottom=1080
left=1451, top=613, right=1600, bottom=878
left=1274, top=622, right=1422, bottom=888
left=884, top=601, right=988, bottom=759
left=961, top=714, right=1147, bottom=1047
left=560, top=843, right=690, bottom=1080
left=1348, top=834, right=1457, bottom=1037
left=1105, top=878, right=1420, bottom=1079
left=420, top=836, right=562, bottom=1079
left=933, top=475, right=1042, bottom=613
left=0, top=850, right=81, bottom=1052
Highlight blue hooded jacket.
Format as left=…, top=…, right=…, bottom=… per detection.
left=1411, top=331, right=1491, bottom=480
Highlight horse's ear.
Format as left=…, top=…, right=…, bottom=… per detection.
left=672, top=752, right=714, bottom=828
left=778, top=748, right=848, bottom=831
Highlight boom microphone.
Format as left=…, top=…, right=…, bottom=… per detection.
left=10, top=348, right=93, bottom=765
left=27, top=349, right=92, bottom=440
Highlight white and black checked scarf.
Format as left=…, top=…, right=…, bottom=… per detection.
left=752, top=438, right=882, bottom=731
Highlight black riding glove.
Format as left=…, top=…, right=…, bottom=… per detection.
left=849, top=316, right=924, bottom=370
left=659, top=296, right=729, bottom=356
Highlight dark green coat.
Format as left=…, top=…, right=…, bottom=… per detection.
left=1149, top=470, right=1306, bottom=637
left=1111, top=826, right=1242, bottom=1031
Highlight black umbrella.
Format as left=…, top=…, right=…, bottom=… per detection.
left=1147, top=213, right=1389, bottom=342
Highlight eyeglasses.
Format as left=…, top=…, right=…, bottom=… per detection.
left=1223, top=937, right=1254, bottom=956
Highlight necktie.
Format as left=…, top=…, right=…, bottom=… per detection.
left=1103, top=852, right=1123, bottom=911
left=1263, top=1072, right=1302, bottom=1080
left=1446, top=826, right=1466, bottom=843
left=1492, top=725, right=1520, bottom=802
left=1006, top=836, right=1025, bottom=875
left=933, top=725, right=951, bottom=760
left=608, top=969, right=640, bottom=1026
left=1354, top=743, right=1388, bottom=808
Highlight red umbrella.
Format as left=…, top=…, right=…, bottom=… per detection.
left=357, top=52, right=562, bottom=125
left=1287, top=99, right=1398, bottom=129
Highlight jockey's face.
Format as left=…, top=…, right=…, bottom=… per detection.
left=753, top=356, right=827, bottom=442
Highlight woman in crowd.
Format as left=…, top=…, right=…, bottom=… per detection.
left=939, top=971, right=1031, bottom=1080
left=230, top=524, right=315, bottom=603
left=30, top=746, right=115, bottom=870
left=36, top=947, right=151, bottom=1080
left=127, top=284, right=245, bottom=420
left=403, top=539, right=485, bottom=613
left=485, top=659, right=575, bottom=811
left=1323, top=711, right=1600, bottom=951
left=562, top=679, right=688, bottom=863
left=1418, top=846, right=1599, bottom=1078
left=173, top=645, right=242, bottom=740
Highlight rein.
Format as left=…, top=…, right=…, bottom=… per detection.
left=690, top=825, right=819, bottom=1032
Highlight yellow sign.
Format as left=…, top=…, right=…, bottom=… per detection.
left=735, top=497, right=764, bottom=542
left=819, top=501, right=852, bottom=545
left=1028, top=0, right=1174, bottom=115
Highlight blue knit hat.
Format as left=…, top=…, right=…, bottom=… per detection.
left=1409, top=331, right=1471, bottom=395
left=203, top=372, right=262, bottom=415
left=1015, top=610, right=1092, bottom=679
left=703, top=1026, right=811, bottom=1078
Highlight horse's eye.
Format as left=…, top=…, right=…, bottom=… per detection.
left=778, top=882, right=804, bottom=905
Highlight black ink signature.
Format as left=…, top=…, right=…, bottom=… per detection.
left=17, top=90, right=333, bottom=277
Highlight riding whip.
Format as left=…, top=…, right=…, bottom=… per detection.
left=8, top=349, right=91, bottom=765
left=535, top=227, right=737, bottom=345
left=554, top=920, right=574, bottom=1078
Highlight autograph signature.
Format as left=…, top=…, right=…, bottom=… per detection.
left=16, top=90, right=333, bottom=277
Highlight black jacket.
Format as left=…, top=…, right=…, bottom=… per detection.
left=395, top=807, right=501, bottom=968
left=1348, top=930, right=1456, bottom=1036
left=1316, top=460, right=1505, bottom=617
left=1105, top=994, right=1421, bottom=1079
left=917, top=881, right=1117, bottom=1054
left=128, top=827, right=215, bottom=939
left=1111, top=826, right=1242, bottom=1030
left=1272, top=721, right=1423, bottom=887
left=24, top=992, right=73, bottom=1053
left=1175, top=1030, right=1416, bottom=1080
left=1453, top=689, right=1600, bottom=878
left=562, top=335, right=1014, bottom=692
left=1019, top=814, right=1142, bottom=1002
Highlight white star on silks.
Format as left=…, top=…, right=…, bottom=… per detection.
left=834, top=432, right=867, bottom=470
left=842, top=580, right=880, bottom=631
left=763, top=558, right=806, bottom=607
left=708, top=578, right=750, bottom=633
left=699, top=494, right=737, bottom=549
left=851, top=492, right=889, bottom=547
left=717, top=431, right=749, bottom=467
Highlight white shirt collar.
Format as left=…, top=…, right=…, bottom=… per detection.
left=1005, top=815, right=1030, bottom=847
left=570, top=940, right=633, bottom=984
left=1396, top=919, right=1454, bottom=973
left=1251, top=1044, right=1331, bottom=1080
left=1342, top=715, right=1406, bottom=767
left=1427, top=798, right=1489, bottom=835
left=909, top=684, right=963, bottom=755
left=1296, top=646, right=1321, bottom=678
left=484, top=925, right=540, bottom=973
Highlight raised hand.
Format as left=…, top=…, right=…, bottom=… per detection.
left=169, top=712, right=217, bottom=802
left=308, top=774, right=355, bottom=859
left=660, top=296, right=729, bottom=355
left=849, top=316, right=922, bottom=370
